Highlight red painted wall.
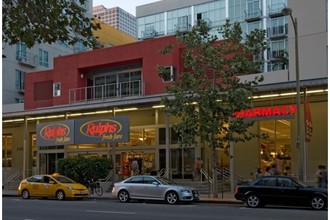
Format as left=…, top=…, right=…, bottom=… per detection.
left=25, top=36, right=181, bottom=110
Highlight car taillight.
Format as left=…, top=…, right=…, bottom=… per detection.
left=235, top=185, right=238, bottom=193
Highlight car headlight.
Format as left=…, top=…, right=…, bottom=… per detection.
left=66, top=185, right=74, bottom=190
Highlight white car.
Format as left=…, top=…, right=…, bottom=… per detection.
left=112, top=175, right=199, bottom=204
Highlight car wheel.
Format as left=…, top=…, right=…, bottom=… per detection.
left=246, top=194, right=261, bottom=208
left=118, top=190, right=129, bottom=203
left=56, top=190, right=65, bottom=201
left=22, top=189, right=30, bottom=199
left=311, top=196, right=326, bottom=210
left=165, top=191, right=178, bottom=204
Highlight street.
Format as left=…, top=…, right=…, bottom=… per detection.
left=2, top=197, right=327, bottom=220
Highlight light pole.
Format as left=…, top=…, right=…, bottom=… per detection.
left=281, top=7, right=303, bottom=181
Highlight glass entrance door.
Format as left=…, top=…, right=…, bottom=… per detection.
left=39, top=153, right=64, bottom=174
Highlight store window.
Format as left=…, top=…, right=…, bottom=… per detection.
left=260, top=119, right=291, bottom=175
left=2, top=134, right=12, bottom=167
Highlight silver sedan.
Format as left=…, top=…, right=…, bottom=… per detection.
left=111, top=175, right=199, bottom=204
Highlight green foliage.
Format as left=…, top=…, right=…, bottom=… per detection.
left=158, top=19, right=268, bottom=151
left=2, top=0, right=101, bottom=48
left=57, top=157, right=110, bottom=184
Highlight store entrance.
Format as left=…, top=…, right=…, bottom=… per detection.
left=39, top=153, right=64, bottom=174
left=120, top=151, right=155, bottom=178
left=260, top=119, right=292, bottom=175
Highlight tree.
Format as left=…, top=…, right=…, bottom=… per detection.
left=2, top=0, right=100, bottom=48
left=158, top=19, right=268, bottom=198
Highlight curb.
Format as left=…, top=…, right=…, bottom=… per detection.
left=3, top=193, right=242, bottom=204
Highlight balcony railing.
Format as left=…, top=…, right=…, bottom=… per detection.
left=244, top=9, right=262, bottom=22
left=69, top=80, right=144, bottom=104
left=267, top=24, right=288, bottom=39
left=16, top=51, right=38, bottom=67
left=268, top=3, right=287, bottom=18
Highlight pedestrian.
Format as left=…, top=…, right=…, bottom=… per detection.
left=264, top=166, right=271, bottom=176
left=131, top=158, right=139, bottom=175
left=316, top=165, right=328, bottom=188
left=194, top=158, right=203, bottom=181
left=270, top=164, right=280, bottom=175
left=255, top=168, right=263, bottom=179
left=315, top=165, right=323, bottom=188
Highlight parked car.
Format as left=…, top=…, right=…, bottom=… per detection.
left=18, top=173, right=89, bottom=200
left=234, top=175, right=327, bottom=210
left=112, top=175, right=199, bottom=204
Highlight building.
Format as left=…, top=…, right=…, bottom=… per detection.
left=93, top=5, right=137, bottom=39
left=2, top=0, right=94, bottom=106
left=93, top=19, right=137, bottom=48
left=3, top=0, right=327, bottom=189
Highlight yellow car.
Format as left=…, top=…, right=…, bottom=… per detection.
left=18, top=173, right=89, bottom=200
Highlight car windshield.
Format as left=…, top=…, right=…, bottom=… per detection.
left=156, top=177, right=177, bottom=185
left=53, top=176, right=75, bottom=183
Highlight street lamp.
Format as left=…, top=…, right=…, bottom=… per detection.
left=281, top=7, right=303, bottom=181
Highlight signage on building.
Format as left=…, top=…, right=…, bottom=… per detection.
left=36, top=116, right=129, bottom=146
left=37, top=120, right=75, bottom=146
left=75, top=116, right=129, bottom=144
left=233, top=105, right=297, bottom=120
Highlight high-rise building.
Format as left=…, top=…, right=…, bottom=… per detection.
left=93, top=5, right=137, bottom=39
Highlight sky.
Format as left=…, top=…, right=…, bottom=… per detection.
left=92, top=0, right=161, bottom=16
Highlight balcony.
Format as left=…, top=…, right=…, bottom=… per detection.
left=16, top=51, right=38, bottom=67
left=244, top=9, right=262, bottom=22
left=69, top=80, right=144, bottom=104
left=267, top=24, right=288, bottom=39
left=268, top=3, right=287, bottom=18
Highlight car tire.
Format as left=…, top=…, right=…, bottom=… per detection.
left=311, top=196, right=326, bottom=210
left=22, top=189, right=30, bottom=199
left=246, top=194, right=261, bottom=208
left=165, top=191, right=178, bottom=204
left=118, top=190, right=130, bottom=203
left=56, top=190, right=65, bottom=201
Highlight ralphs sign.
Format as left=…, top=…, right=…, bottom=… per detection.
left=37, top=120, right=75, bottom=146
left=75, top=116, right=129, bottom=144
left=36, top=116, right=129, bottom=146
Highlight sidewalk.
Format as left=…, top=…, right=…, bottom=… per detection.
left=2, top=189, right=242, bottom=204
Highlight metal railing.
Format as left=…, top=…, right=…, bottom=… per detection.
left=69, top=80, right=144, bottom=104
left=98, top=169, right=115, bottom=182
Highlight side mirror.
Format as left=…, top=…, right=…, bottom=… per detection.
left=152, top=181, right=159, bottom=186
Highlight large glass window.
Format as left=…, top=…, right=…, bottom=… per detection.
left=137, top=13, right=164, bottom=39
left=167, top=7, right=191, bottom=34
left=260, top=119, right=291, bottom=175
left=2, top=135, right=12, bottom=167
left=93, top=65, right=142, bottom=99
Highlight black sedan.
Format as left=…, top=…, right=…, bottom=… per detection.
left=234, top=175, right=327, bottom=210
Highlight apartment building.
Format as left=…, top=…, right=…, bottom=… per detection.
left=3, top=0, right=327, bottom=189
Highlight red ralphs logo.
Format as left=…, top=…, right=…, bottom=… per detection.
left=40, top=123, right=71, bottom=143
left=80, top=119, right=123, bottom=141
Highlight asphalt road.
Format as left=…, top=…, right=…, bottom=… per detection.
left=3, top=197, right=328, bottom=220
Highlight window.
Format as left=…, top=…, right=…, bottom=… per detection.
left=53, top=83, right=61, bottom=97
left=15, top=69, right=25, bottom=92
left=256, top=177, right=277, bottom=186
left=125, top=176, right=143, bottom=184
left=16, top=42, right=27, bottom=61
left=2, top=135, right=12, bottom=167
left=39, top=49, right=49, bottom=67
left=162, top=66, right=176, bottom=82
left=278, top=178, right=294, bottom=187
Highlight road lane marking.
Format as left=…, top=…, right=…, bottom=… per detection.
left=86, top=210, right=135, bottom=215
